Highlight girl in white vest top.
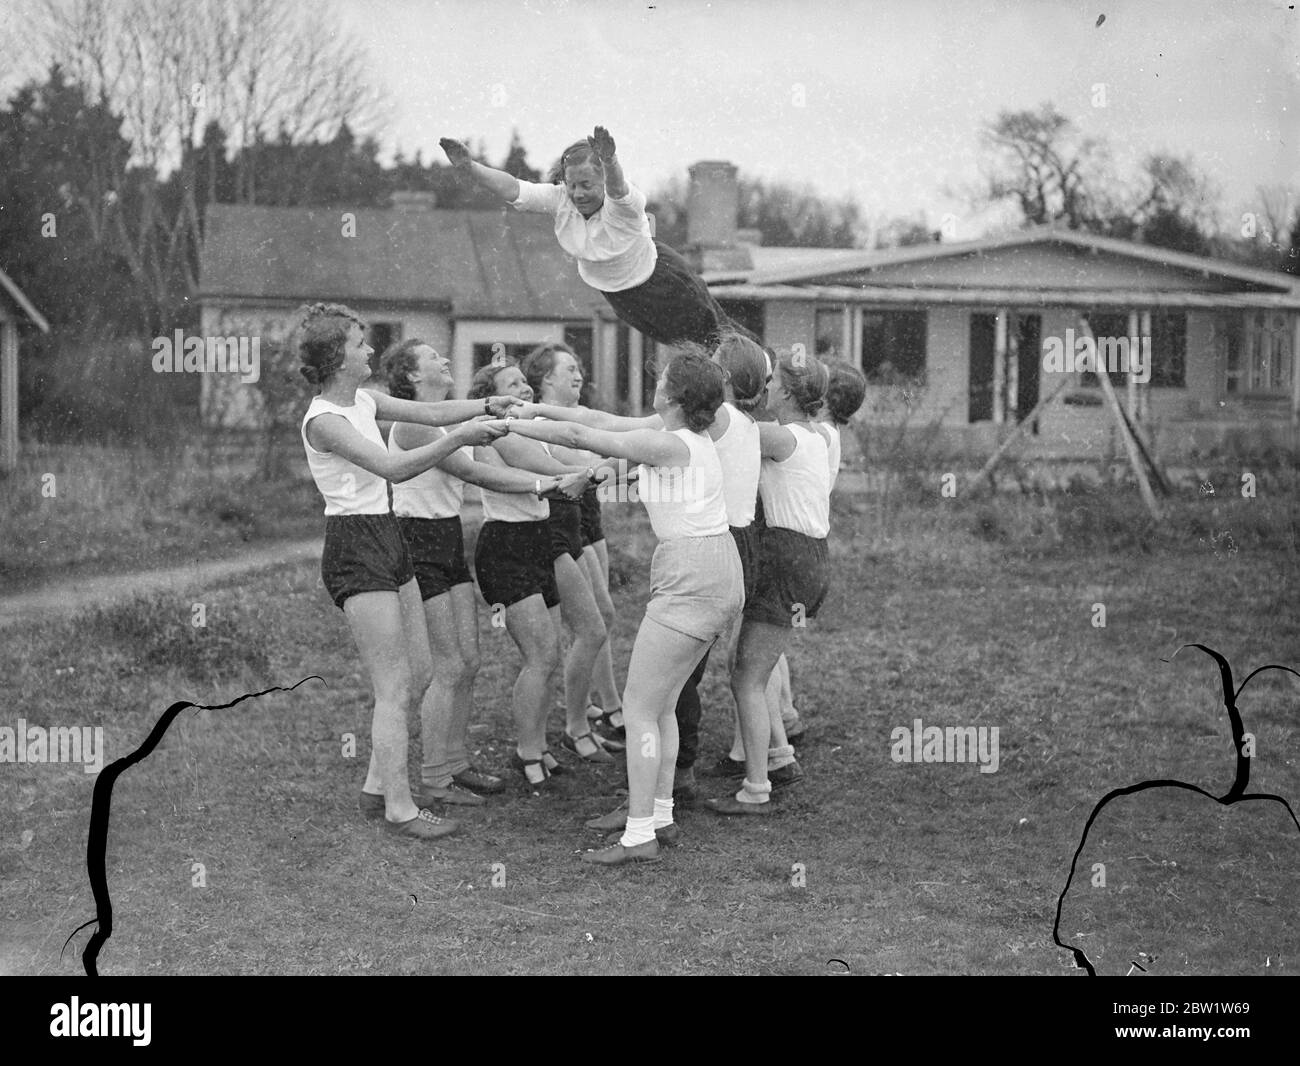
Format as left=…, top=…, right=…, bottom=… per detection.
left=722, top=360, right=870, bottom=774
left=500, top=352, right=744, bottom=865
left=296, top=303, right=516, bottom=841
left=704, top=350, right=832, bottom=815
left=521, top=334, right=769, bottom=821
left=776, top=361, right=868, bottom=746
left=379, top=341, right=586, bottom=810
left=465, top=362, right=600, bottom=789
left=519, top=344, right=623, bottom=765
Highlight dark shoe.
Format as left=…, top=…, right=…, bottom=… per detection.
left=560, top=730, right=615, bottom=764
left=511, top=751, right=551, bottom=790
left=768, top=761, right=805, bottom=792
left=414, top=783, right=486, bottom=808
left=593, top=710, right=626, bottom=742
left=590, top=723, right=626, bottom=753
left=580, top=839, right=661, bottom=865
left=710, top=756, right=747, bottom=779
left=585, top=802, right=628, bottom=831
left=540, top=749, right=567, bottom=776
left=702, top=795, right=775, bottom=816
left=452, top=766, right=506, bottom=794
left=359, top=790, right=385, bottom=820
left=605, top=823, right=680, bottom=847
left=384, top=808, right=460, bottom=840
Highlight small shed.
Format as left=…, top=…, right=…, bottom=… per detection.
left=0, top=267, right=51, bottom=474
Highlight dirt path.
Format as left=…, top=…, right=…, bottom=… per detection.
left=0, top=537, right=323, bottom=630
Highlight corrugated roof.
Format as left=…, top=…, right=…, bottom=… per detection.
left=709, top=283, right=1300, bottom=310
left=706, top=225, right=1300, bottom=295
left=199, top=203, right=602, bottom=318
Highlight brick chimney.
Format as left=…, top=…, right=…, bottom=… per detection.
left=686, top=161, right=753, bottom=273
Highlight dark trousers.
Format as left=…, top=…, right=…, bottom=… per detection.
left=674, top=646, right=711, bottom=770
left=602, top=241, right=761, bottom=348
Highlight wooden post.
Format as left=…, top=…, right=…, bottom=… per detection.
left=1126, top=310, right=1140, bottom=420
left=839, top=303, right=852, bottom=362
left=1137, top=310, right=1151, bottom=423
left=1006, top=313, right=1020, bottom=422
left=1080, top=316, right=1162, bottom=520
left=992, top=310, right=1007, bottom=424
left=0, top=321, right=17, bottom=475
left=1291, top=311, right=1299, bottom=425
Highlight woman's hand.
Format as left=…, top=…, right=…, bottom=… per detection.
left=485, top=394, right=523, bottom=417
left=449, top=419, right=506, bottom=447
left=588, top=126, right=616, bottom=162
left=512, top=401, right=541, bottom=419
left=439, top=137, right=473, bottom=170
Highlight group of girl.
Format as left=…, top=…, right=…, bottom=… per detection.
left=297, top=298, right=865, bottom=864
left=296, top=124, right=865, bottom=860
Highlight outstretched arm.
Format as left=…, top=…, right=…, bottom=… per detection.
left=516, top=401, right=662, bottom=433
left=374, top=392, right=520, bottom=427
left=307, top=414, right=503, bottom=483
left=492, top=418, right=686, bottom=469
left=440, top=137, right=520, bottom=202
left=588, top=126, right=628, bottom=199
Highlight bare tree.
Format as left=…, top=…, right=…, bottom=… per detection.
left=26, top=0, right=388, bottom=327
left=978, top=102, right=1113, bottom=229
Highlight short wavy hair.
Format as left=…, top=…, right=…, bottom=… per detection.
left=295, top=302, right=366, bottom=388
left=662, top=352, right=726, bottom=433
left=775, top=349, right=829, bottom=418
left=380, top=339, right=431, bottom=401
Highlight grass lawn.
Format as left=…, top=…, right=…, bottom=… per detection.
left=0, top=439, right=321, bottom=592
left=2, top=481, right=1298, bottom=975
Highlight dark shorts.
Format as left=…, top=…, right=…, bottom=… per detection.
left=579, top=488, right=604, bottom=547
left=601, top=241, right=760, bottom=348
left=321, top=512, right=414, bottom=609
left=474, top=519, right=560, bottom=610
left=397, top=516, right=472, bottom=602
left=744, top=527, right=830, bottom=627
left=547, top=498, right=584, bottom=562
left=730, top=522, right=762, bottom=602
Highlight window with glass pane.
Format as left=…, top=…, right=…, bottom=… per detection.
left=1149, top=312, right=1186, bottom=388
left=861, top=310, right=926, bottom=384
left=814, top=308, right=844, bottom=359
left=1243, top=312, right=1293, bottom=394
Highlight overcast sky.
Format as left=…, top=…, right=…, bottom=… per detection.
left=332, top=0, right=1297, bottom=237
left=3, top=0, right=1295, bottom=239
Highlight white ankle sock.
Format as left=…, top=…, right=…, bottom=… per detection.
left=620, top=815, right=655, bottom=847
left=737, top=778, right=771, bottom=804
left=653, top=797, right=674, bottom=829
left=768, top=744, right=795, bottom=770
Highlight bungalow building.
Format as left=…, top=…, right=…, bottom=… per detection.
left=199, top=166, right=1300, bottom=459
left=691, top=161, right=1300, bottom=460
left=198, top=190, right=656, bottom=424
